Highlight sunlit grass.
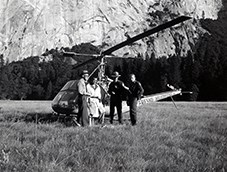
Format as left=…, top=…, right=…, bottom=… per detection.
left=0, top=102, right=226, bottom=171
left=0, top=100, right=52, bottom=114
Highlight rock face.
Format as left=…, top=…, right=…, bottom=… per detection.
left=0, top=0, right=223, bottom=62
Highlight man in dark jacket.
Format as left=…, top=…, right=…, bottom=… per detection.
left=108, top=71, right=129, bottom=124
left=127, top=74, right=144, bottom=125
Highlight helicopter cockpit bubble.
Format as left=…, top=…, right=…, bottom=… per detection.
left=52, top=80, right=79, bottom=114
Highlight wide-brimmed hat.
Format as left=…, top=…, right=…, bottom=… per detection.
left=80, top=70, right=89, bottom=76
left=111, top=71, right=121, bottom=78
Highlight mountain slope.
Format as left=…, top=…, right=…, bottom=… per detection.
left=0, top=0, right=222, bottom=62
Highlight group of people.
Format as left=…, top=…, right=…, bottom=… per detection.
left=76, top=70, right=144, bottom=127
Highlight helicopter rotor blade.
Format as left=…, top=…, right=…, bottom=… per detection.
left=62, top=50, right=100, bottom=57
left=63, top=51, right=115, bottom=58
left=72, top=56, right=102, bottom=69
left=63, top=50, right=102, bottom=69
left=102, top=16, right=191, bottom=56
left=70, top=16, right=191, bottom=69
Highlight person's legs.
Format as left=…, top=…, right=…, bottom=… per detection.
left=130, top=98, right=137, bottom=125
left=98, top=103, right=105, bottom=124
left=109, top=100, right=115, bottom=124
left=81, top=96, right=89, bottom=126
left=98, top=112, right=105, bottom=124
left=116, top=100, right=123, bottom=124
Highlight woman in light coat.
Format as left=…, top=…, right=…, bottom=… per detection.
left=87, top=77, right=105, bottom=123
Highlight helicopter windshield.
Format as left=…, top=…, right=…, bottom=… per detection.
left=52, top=80, right=79, bottom=113
left=60, top=80, right=79, bottom=91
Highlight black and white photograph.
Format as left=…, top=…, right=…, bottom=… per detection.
left=0, top=0, right=226, bottom=171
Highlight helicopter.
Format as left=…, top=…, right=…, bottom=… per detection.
left=51, top=16, right=192, bottom=125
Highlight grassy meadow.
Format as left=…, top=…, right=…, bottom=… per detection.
left=0, top=101, right=226, bottom=171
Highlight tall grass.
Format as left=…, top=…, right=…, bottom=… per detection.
left=0, top=102, right=226, bottom=171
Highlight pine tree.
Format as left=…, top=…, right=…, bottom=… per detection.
left=45, top=81, right=53, bottom=100
left=0, top=54, right=4, bottom=68
left=17, top=77, right=31, bottom=100
left=167, top=55, right=182, bottom=89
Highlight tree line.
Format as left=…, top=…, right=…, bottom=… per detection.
left=0, top=36, right=226, bottom=101
left=1, top=6, right=227, bottom=101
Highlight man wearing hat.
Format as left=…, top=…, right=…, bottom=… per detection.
left=108, top=71, right=129, bottom=124
left=77, top=70, right=91, bottom=126
left=127, top=74, right=144, bottom=126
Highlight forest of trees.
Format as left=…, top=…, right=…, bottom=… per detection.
left=0, top=3, right=227, bottom=101
left=0, top=39, right=226, bottom=101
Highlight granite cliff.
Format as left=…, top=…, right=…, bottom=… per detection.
left=0, top=0, right=223, bottom=62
